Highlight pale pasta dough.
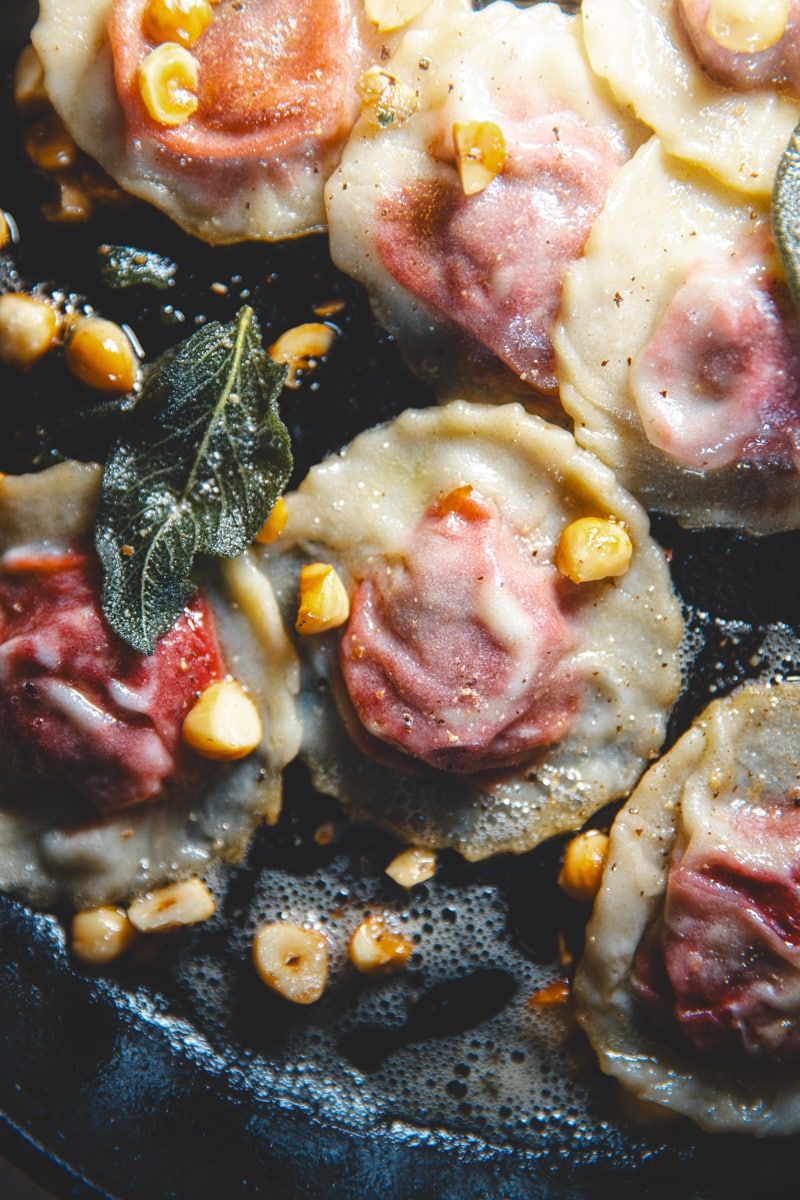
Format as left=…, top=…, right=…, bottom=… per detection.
left=32, top=0, right=467, bottom=243
left=576, top=680, right=800, bottom=1135
left=555, top=137, right=800, bottom=534
left=0, top=463, right=301, bottom=908
left=581, top=0, right=800, bottom=197
left=260, top=401, right=685, bottom=862
left=326, top=1, right=644, bottom=400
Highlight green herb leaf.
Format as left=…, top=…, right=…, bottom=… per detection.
left=95, top=306, right=291, bottom=654
left=773, top=120, right=800, bottom=311
left=98, top=243, right=178, bottom=290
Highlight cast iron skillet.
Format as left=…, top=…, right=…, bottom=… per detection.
left=3, top=3, right=800, bottom=1197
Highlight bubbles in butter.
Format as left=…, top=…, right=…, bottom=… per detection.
left=144, top=614, right=800, bottom=1171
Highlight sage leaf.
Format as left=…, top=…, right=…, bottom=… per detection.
left=95, top=306, right=291, bottom=654
left=98, top=243, right=178, bottom=290
left=773, top=120, right=800, bottom=311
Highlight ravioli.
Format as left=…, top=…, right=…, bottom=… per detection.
left=325, top=1, right=644, bottom=400
left=259, top=402, right=685, bottom=862
left=678, top=0, right=800, bottom=93
left=31, top=0, right=467, bottom=243
left=554, top=137, right=800, bottom=534
left=581, top=0, right=800, bottom=197
left=575, top=680, right=800, bottom=1135
left=0, top=462, right=301, bottom=909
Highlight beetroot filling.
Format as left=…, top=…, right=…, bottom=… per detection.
left=109, top=0, right=359, bottom=165
left=0, top=546, right=227, bottom=811
left=376, top=111, right=624, bottom=393
left=631, top=249, right=800, bottom=471
left=338, top=490, right=582, bottom=774
left=632, top=805, right=800, bottom=1065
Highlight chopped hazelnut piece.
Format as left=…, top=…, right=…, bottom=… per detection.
left=453, top=120, right=507, bottom=196
left=182, top=679, right=263, bottom=761
left=269, top=322, right=336, bottom=388
left=0, top=294, right=59, bottom=369
left=555, top=516, right=632, bottom=584
left=139, top=43, right=199, bottom=127
left=558, top=829, right=609, bottom=903
left=385, top=847, right=436, bottom=888
left=349, top=914, right=413, bottom=975
left=364, top=0, right=433, bottom=32
left=357, top=66, right=418, bottom=129
left=71, top=906, right=138, bottom=964
left=296, top=563, right=350, bottom=635
left=128, top=877, right=216, bottom=933
left=706, top=0, right=789, bottom=52
left=253, top=922, right=328, bottom=1004
left=254, top=496, right=289, bottom=545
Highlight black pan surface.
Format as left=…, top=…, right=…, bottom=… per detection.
left=3, top=3, right=800, bottom=1197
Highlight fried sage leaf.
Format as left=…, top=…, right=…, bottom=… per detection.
left=773, top=120, right=800, bottom=311
left=96, top=306, right=291, bottom=653
left=98, top=243, right=178, bottom=290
